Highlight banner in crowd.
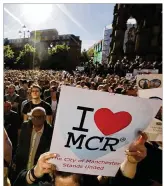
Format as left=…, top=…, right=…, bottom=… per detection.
left=125, top=73, right=133, bottom=80
left=133, top=69, right=159, bottom=76
left=76, top=66, right=85, bottom=71
left=50, top=86, right=161, bottom=176
left=138, top=88, right=162, bottom=141
left=137, top=74, right=162, bottom=90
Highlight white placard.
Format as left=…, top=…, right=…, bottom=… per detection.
left=133, top=69, right=159, bottom=76
left=144, top=118, right=162, bottom=141
left=77, top=66, right=85, bottom=71
left=125, top=73, right=133, bottom=80
left=138, top=88, right=162, bottom=141
left=50, top=86, right=161, bottom=176
left=138, top=88, right=163, bottom=100
left=137, top=74, right=162, bottom=90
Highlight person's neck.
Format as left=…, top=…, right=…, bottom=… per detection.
left=9, top=92, right=15, bottom=96
left=52, top=95, right=56, bottom=101
left=33, top=125, right=44, bottom=132
left=32, top=98, right=41, bottom=104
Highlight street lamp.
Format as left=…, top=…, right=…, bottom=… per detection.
left=18, top=30, right=22, bottom=38
left=19, top=25, right=30, bottom=39
left=22, top=25, right=26, bottom=38
left=27, top=30, right=30, bottom=38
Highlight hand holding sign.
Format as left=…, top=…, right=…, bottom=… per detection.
left=50, top=86, right=161, bottom=176
left=125, top=132, right=147, bottom=164
left=34, top=152, right=56, bottom=178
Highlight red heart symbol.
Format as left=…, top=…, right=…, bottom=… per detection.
left=94, top=108, right=132, bottom=135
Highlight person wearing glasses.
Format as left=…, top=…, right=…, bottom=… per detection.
left=14, top=107, right=53, bottom=179
left=22, top=84, right=53, bottom=125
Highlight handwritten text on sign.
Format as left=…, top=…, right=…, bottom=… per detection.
left=50, top=86, right=161, bottom=176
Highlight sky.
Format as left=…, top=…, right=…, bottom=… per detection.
left=3, top=3, right=115, bottom=50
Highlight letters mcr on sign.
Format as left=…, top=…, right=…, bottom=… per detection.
left=64, top=106, right=132, bottom=152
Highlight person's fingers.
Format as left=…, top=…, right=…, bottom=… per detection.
left=42, top=153, right=57, bottom=161
left=51, top=164, right=56, bottom=171
left=129, top=145, right=146, bottom=153
left=41, top=162, right=53, bottom=169
left=136, top=132, right=148, bottom=145
left=42, top=168, right=52, bottom=174
left=125, top=149, right=146, bottom=157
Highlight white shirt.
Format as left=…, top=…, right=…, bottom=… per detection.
left=51, top=100, right=57, bottom=113
left=27, top=125, right=44, bottom=169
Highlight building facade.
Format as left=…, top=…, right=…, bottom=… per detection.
left=102, top=25, right=112, bottom=64
left=93, top=40, right=103, bottom=64
left=5, top=28, right=82, bottom=69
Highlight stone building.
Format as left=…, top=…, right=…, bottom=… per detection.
left=109, top=4, right=162, bottom=62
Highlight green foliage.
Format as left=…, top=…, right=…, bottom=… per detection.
left=15, top=44, right=36, bottom=69
left=41, top=43, right=71, bottom=70
left=4, top=45, right=14, bottom=60
left=16, top=44, right=36, bottom=63
left=48, top=43, right=70, bottom=55
left=87, top=47, right=94, bottom=58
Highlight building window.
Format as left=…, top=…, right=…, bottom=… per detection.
left=45, top=36, right=48, bottom=40
left=53, top=36, right=56, bottom=40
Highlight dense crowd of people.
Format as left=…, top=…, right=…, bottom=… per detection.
left=4, top=56, right=162, bottom=186
left=81, top=56, right=162, bottom=76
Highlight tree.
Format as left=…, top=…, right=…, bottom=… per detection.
left=41, top=43, right=70, bottom=70
left=4, top=45, right=15, bottom=69
left=80, top=49, right=89, bottom=64
left=16, top=44, right=36, bottom=69
left=87, top=47, right=94, bottom=59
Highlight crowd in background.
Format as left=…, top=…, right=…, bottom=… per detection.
left=4, top=56, right=162, bottom=186
left=81, top=56, right=162, bottom=77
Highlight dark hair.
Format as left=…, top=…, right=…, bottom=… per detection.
left=53, top=172, right=83, bottom=185
left=50, top=86, right=58, bottom=92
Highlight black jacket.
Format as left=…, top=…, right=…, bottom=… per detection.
left=4, top=110, right=21, bottom=153
left=110, top=142, right=162, bottom=186
left=15, top=120, right=53, bottom=175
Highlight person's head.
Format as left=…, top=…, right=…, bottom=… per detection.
left=4, top=101, right=12, bottom=114
left=80, top=81, right=86, bottom=87
left=31, top=107, right=46, bottom=128
left=22, top=80, right=28, bottom=89
left=30, top=84, right=42, bottom=100
left=76, top=85, right=82, bottom=88
left=27, top=88, right=32, bottom=100
left=54, top=172, right=81, bottom=186
left=90, top=82, right=96, bottom=90
left=50, top=86, right=58, bottom=97
left=50, top=80, right=58, bottom=87
left=97, top=85, right=104, bottom=91
left=70, top=77, right=74, bottom=84
left=8, top=84, right=16, bottom=95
